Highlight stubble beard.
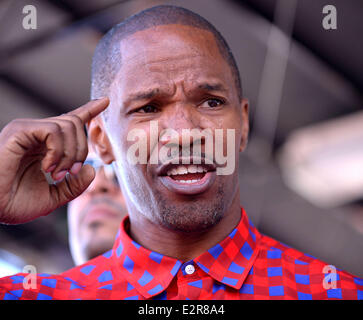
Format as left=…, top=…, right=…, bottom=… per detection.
left=152, top=181, right=227, bottom=233
left=119, top=163, right=232, bottom=233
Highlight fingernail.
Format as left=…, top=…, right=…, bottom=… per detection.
left=70, top=162, right=82, bottom=175
left=54, top=170, right=68, bottom=181
left=46, top=164, right=57, bottom=173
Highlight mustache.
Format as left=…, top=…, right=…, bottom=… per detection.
left=155, top=138, right=215, bottom=165
left=157, top=148, right=215, bottom=166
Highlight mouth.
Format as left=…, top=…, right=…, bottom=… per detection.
left=158, top=159, right=217, bottom=195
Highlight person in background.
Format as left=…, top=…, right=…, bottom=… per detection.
left=67, top=151, right=128, bottom=266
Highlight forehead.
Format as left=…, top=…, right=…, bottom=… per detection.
left=111, top=24, right=234, bottom=94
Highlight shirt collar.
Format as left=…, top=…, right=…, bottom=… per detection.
left=111, top=207, right=260, bottom=298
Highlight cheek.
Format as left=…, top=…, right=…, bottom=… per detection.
left=113, top=123, right=156, bottom=180
left=113, top=121, right=151, bottom=155
left=203, top=114, right=242, bottom=147
left=113, top=126, right=129, bottom=154
left=222, top=112, right=243, bottom=141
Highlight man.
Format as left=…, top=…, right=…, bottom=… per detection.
left=0, top=5, right=361, bottom=300
left=67, top=151, right=128, bottom=266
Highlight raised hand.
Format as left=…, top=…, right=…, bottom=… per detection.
left=0, top=97, right=109, bottom=224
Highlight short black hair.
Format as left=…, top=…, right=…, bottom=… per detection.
left=91, top=5, right=242, bottom=114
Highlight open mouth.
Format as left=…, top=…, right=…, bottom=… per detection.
left=166, top=164, right=208, bottom=183
left=158, top=161, right=217, bottom=195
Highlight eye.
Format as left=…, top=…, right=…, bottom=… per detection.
left=202, top=98, right=225, bottom=108
left=137, top=104, right=159, bottom=113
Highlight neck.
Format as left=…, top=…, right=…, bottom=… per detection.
left=128, top=193, right=241, bottom=262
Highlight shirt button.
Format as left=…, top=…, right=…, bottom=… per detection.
left=185, top=264, right=195, bottom=275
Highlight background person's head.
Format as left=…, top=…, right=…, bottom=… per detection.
left=67, top=152, right=128, bottom=265
left=88, top=5, right=249, bottom=233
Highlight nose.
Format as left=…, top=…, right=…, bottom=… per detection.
left=159, top=104, right=201, bottom=146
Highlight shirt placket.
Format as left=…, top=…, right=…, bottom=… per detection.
left=175, top=261, right=204, bottom=299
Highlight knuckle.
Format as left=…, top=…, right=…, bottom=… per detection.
left=48, top=147, right=62, bottom=156
left=7, top=119, right=20, bottom=127
left=61, top=119, right=76, bottom=131
left=48, top=122, right=62, bottom=134
left=63, top=149, right=76, bottom=160
left=57, top=159, right=74, bottom=171
left=68, top=114, right=83, bottom=125
left=47, top=149, right=63, bottom=162
left=6, top=118, right=25, bottom=130
left=78, top=145, right=88, bottom=160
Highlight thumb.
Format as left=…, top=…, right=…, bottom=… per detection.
left=53, top=164, right=95, bottom=206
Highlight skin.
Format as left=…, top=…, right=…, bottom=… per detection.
left=0, top=98, right=109, bottom=224
left=67, top=162, right=128, bottom=265
left=90, top=25, right=249, bottom=261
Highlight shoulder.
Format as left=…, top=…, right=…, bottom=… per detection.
left=0, top=271, right=79, bottom=300
left=257, top=232, right=358, bottom=274
left=60, top=249, right=140, bottom=299
left=258, top=233, right=326, bottom=267
left=254, top=232, right=363, bottom=299
left=61, top=249, right=116, bottom=286
left=0, top=249, right=128, bottom=300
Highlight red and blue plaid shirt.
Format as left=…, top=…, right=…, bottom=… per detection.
left=1, top=208, right=362, bottom=300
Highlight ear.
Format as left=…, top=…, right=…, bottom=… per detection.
left=87, top=117, right=115, bottom=164
left=239, top=98, right=249, bottom=152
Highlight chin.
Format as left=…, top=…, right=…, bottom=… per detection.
left=156, top=183, right=226, bottom=233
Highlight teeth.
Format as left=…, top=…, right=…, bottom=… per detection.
left=187, top=165, right=197, bottom=173
left=176, top=166, right=188, bottom=175
left=166, top=165, right=208, bottom=176
left=178, top=179, right=200, bottom=183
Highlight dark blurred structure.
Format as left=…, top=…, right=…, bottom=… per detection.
left=0, top=0, right=362, bottom=277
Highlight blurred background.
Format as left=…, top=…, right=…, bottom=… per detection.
left=0, top=0, right=362, bottom=277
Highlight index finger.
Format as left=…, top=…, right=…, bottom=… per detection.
left=68, top=97, right=110, bottom=124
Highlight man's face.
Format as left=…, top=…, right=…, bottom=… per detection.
left=68, top=163, right=127, bottom=265
left=102, top=25, right=248, bottom=232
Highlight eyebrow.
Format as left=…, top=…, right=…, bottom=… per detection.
left=197, top=82, right=227, bottom=93
left=124, top=82, right=228, bottom=106
left=124, top=88, right=161, bottom=105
